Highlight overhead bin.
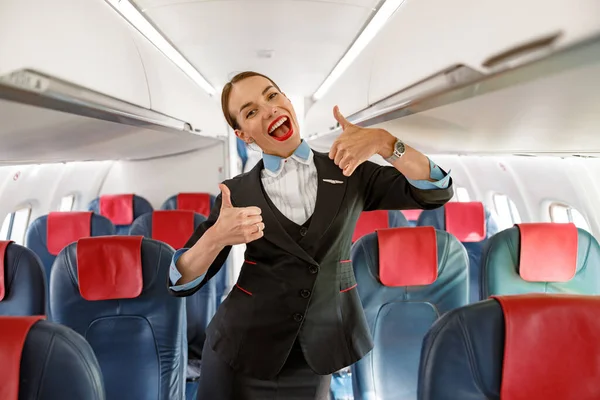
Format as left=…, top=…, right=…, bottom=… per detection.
left=305, top=0, right=600, bottom=139
left=0, top=0, right=225, bottom=137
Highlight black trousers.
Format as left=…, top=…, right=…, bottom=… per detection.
left=196, top=336, right=332, bottom=400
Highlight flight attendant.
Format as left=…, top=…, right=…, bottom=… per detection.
left=167, top=71, right=453, bottom=399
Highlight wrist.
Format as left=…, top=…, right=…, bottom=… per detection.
left=204, top=226, right=226, bottom=250
left=376, top=130, right=397, bottom=159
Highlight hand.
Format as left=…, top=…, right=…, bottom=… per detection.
left=328, top=106, right=396, bottom=176
left=211, top=183, right=264, bottom=246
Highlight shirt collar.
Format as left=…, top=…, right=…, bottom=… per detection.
left=263, top=140, right=313, bottom=176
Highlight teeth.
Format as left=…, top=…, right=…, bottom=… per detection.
left=269, top=117, right=288, bottom=134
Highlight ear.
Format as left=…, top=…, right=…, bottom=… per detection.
left=235, top=129, right=253, bottom=144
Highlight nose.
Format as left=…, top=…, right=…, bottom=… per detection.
left=262, top=105, right=278, bottom=119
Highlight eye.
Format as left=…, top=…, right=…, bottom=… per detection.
left=268, top=92, right=278, bottom=100
left=246, top=109, right=256, bottom=118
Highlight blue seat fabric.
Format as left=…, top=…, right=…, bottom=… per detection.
left=0, top=243, right=45, bottom=316
left=87, top=195, right=153, bottom=235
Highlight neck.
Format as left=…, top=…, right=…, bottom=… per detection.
left=263, top=139, right=303, bottom=158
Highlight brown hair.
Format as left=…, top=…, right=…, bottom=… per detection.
left=221, top=71, right=281, bottom=130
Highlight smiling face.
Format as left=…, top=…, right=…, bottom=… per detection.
left=225, top=75, right=301, bottom=157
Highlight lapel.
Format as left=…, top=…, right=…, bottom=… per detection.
left=234, top=160, right=318, bottom=266
left=301, top=151, right=347, bottom=246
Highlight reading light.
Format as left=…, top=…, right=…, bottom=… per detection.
left=105, top=0, right=216, bottom=96
left=312, top=0, right=406, bottom=101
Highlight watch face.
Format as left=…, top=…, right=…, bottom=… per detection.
left=395, top=140, right=405, bottom=154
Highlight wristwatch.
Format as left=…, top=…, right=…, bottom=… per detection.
left=384, top=138, right=406, bottom=163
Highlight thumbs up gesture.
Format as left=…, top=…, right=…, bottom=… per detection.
left=329, top=105, right=396, bottom=176
left=212, top=183, right=264, bottom=246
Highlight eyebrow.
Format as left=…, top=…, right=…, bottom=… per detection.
left=239, top=85, right=275, bottom=114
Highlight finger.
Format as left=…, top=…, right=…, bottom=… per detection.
left=343, top=160, right=361, bottom=177
left=219, top=184, right=233, bottom=209
left=247, top=229, right=264, bottom=243
left=336, top=149, right=350, bottom=167
left=333, top=106, right=351, bottom=130
left=242, top=215, right=263, bottom=225
left=329, top=140, right=339, bottom=160
left=242, top=206, right=262, bottom=216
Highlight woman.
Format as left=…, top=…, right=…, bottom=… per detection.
left=167, top=71, right=453, bottom=399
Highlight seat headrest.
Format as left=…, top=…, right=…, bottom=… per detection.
left=378, top=227, right=438, bottom=286
left=517, top=223, right=578, bottom=282
left=402, top=209, right=423, bottom=221
left=352, top=210, right=389, bottom=243
left=99, top=194, right=135, bottom=225
left=0, top=240, right=11, bottom=301
left=493, top=294, right=600, bottom=399
left=46, top=212, right=93, bottom=256
left=77, top=236, right=143, bottom=301
left=0, top=316, right=45, bottom=400
left=444, top=202, right=485, bottom=242
left=418, top=294, right=600, bottom=400
left=177, top=193, right=212, bottom=216
left=0, top=241, right=45, bottom=315
left=152, top=211, right=196, bottom=250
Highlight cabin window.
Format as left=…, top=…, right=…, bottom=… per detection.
left=0, top=207, right=32, bottom=245
left=493, top=193, right=521, bottom=230
left=59, top=194, right=75, bottom=211
left=549, top=203, right=591, bottom=232
left=453, top=187, right=471, bottom=202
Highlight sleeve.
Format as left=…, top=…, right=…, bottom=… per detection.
left=166, top=190, right=233, bottom=297
left=406, top=158, right=451, bottom=190
left=356, top=158, right=454, bottom=212
left=168, top=248, right=206, bottom=292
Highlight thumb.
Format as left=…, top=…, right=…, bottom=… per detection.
left=333, top=105, right=350, bottom=129
left=219, top=183, right=233, bottom=209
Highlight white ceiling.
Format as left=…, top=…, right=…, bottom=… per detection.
left=134, top=0, right=382, bottom=96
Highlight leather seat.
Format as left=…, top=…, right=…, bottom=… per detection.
left=87, top=194, right=153, bottom=234
left=481, top=222, right=600, bottom=297
left=417, top=202, right=499, bottom=302
left=418, top=293, right=600, bottom=400
left=351, top=209, right=409, bottom=243
left=0, top=316, right=105, bottom=399
left=25, top=212, right=115, bottom=283
left=49, top=236, right=186, bottom=400
left=350, top=227, right=469, bottom=400
left=161, top=192, right=229, bottom=305
left=129, top=211, right=216, bottom=360
left=0, top=241, right=45, bottom=316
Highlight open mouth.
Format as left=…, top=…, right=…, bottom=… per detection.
left=267, top=116, right=294, bottom=142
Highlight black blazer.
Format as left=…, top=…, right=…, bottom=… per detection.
left=168, top=150, right=453, bottom=380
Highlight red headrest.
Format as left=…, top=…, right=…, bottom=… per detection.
left=99, top=194, right=134, bottom=225
left=151, top=211, right=195, bottom=250
left=402, top=209, right=423, bottom=221
left=47, top=212, right=92, bottom=256
left=378, top=227, right=438, bottom=286
left=492, top=294, right=600, bottom=400
left=0, top=316, right=45, bottom=400
left=76, top=236, right=143, bottom=301
left=177, top=193, right=211, bottom=216
left=0, top=241, right=13, bottom=302
left=444, top=202, right=485, bottom=242
left=352, top=210, right=389, bottom=243
left=517, top=223, right=578, bottom=282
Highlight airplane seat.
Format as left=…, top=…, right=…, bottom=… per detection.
left=417, top=202, right=499, bottom=302
left=87, top=194, right=153, bottom=235
left=161, top=192, right=229, bottom=306
left=49, top=236, right=186, bottom=400
left=418, top=294, right=600, bottom=400
left=129, top=211, right=217, bottom=390
left=401, top=209, right=423, bottom=227
left=0, top=316, right=105, bottom=399
left=0, top=241, right=45, bottom=316
left=160, top=192, right=216, bottom=216
left=481, top=222, right=600, bottom=297
left=350, top=227, right=469, bottom=400
left=351, top=209, right=409, bottom=243
left=25, top=211, right=115, bottom=283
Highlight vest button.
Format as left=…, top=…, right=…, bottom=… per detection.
left=300, top=227, right=308, bottom=236
left=300, top=289, right=311, bottom=298
left=293, top=313, right=304, bottom=322
left=308, top=266, right=319, bottom=274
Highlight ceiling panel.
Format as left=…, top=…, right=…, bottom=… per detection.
left=134, top=0, right=381, bottom=96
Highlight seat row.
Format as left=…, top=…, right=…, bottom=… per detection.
left=348, top=219, right=600, bottom=399
left=0, top=236, right=186, bottom=399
